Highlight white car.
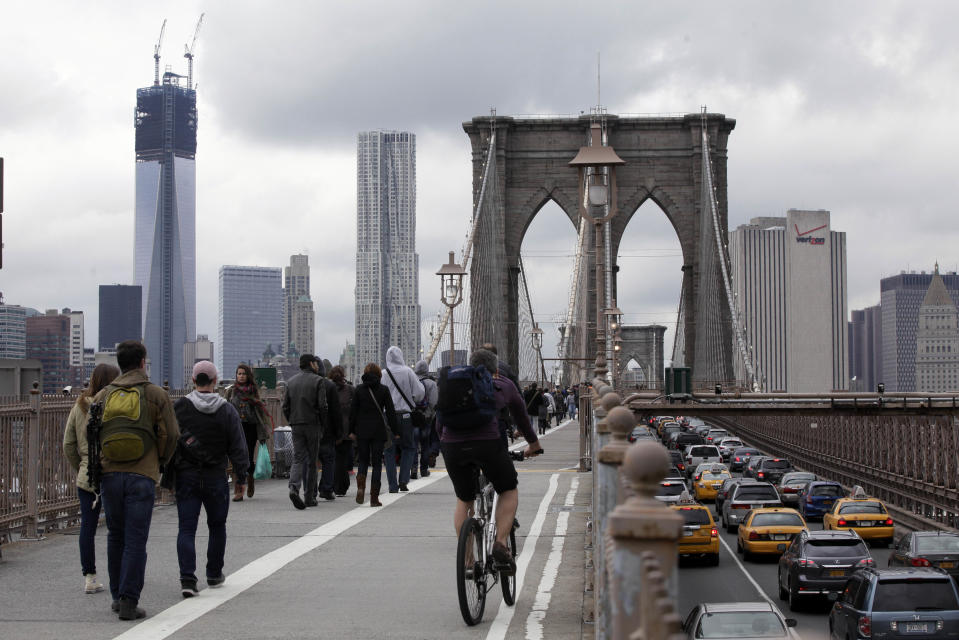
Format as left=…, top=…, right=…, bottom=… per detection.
left=718, top=437, right=743, bottom=460
left=684, top=445, right=722, bottom=477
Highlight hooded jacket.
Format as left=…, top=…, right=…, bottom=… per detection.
left=413, top=359, right=438, bottom=418
left=382, top=346, right=425, bottom=414
left=93, top=368, right=179, bottom=483
left=62, top=396, right=96, bottom=492
left=174, top=390, right=250, bottom=482
left=349, top=371, right=399, bottom=441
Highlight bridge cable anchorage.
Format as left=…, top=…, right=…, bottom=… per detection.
left=700, top=109, right=760, bottom=391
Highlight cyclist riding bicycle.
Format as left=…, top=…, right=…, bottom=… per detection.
left=437, top=348, right=542, bottom=574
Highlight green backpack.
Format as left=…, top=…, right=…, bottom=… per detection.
left=99, top=383, right=156, bottom=462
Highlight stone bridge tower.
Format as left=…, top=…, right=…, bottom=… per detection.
left=462, top=114, right=736, bottom=384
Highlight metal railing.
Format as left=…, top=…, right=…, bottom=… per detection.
left=1, top=386, right=285, bottom=543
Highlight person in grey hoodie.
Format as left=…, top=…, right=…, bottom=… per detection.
left=413, top=359, right=438, bottom=478
left=381, top=346, right=425, bottom=491
left=172, top=361, right=249, bottom=598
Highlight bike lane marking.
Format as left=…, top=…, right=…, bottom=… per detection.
left=485, top=473, right=561, bottom=640
left=110, top=471, right=449, bottom=640
left=525, top=475, right=580, bottom=640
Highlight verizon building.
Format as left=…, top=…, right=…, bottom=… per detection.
left=134, top=71, right=197, bottom=389
left=730, top=209, right=848, bottom=392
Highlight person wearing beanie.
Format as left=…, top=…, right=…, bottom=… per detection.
left=173, top=360, right=250, bottom=598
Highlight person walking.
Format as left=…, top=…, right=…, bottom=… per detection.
left=381, top=346, right=424, bottom=492
left=524, top=383, right=546, bottom=435
left=328, top=365, right=355, bottom=497
left=225, top=363, right=271, bottom=501
left=94, top=340, right=179, bottom=621
left=173, top=361, right=250, bottom=597
left=283, top=354, right=341, bottom=509
left=413, top=359, right=438, bottom=479
left=62, top=362, right=120, bottom=595
left=566, top=387, right=578, bottom=420
left=348, top=363, right=399, bottom=507
left=314, top=359, right=343, bottom=502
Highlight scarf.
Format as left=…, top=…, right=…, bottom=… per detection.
left=231, top=383, right=272, bottom=429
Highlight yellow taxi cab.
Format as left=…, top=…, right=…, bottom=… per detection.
left=822, top=486, right=895, bottom=547
left=670, top=491, right=720, bottom=566
left=736, top=507, right=807, bottom=561
left=693, top=464, right=731, bottom=502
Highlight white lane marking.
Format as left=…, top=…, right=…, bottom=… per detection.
left=717, top=536, right=801, bottom=639
left=507, top=418, right=574, bottom=453
left=111, top=471, right=448, bottom=640
left=525, top=476, right=580, bottom=639
left=485, top=473, right=561, bottom=640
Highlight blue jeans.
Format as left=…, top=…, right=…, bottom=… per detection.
left=317, top=440, right=336, bottom=495
left=397, top=415, right=415, bottom=485
left=101, top=472, right=155, bottom=603
left=383, top=437, right=399, bottom=492
left=78, top=487, right=101, bottom=576
left=175, top=468, right=230, bottom=582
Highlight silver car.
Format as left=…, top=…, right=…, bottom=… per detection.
left=683, top=602, right=797, bottom=639
left=685, top=445, right=722, bottom=477
left=718, top=437, right=744, bottom=460
left=721, top=481, right=783, bottom=532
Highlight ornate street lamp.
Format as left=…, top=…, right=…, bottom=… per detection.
left=437, top=251, right=466, bottom=367
left=604, top=303, right=623, bottom=387
left=569, top=122, right=624, bottom=379
left=531, top=325, right=545, bottom=385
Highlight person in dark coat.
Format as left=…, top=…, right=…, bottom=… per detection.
left=348, top=363, right=399, bottom=507
left=329, top=366, right=355, bottom=496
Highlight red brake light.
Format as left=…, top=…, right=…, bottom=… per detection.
left=837, top=519, right=848, bottom=527
left=734, top=457, right=741, bottom=462
left=857, top=558, right=875, bottom=567
left=884, top=518, right=893, bottom=526
left=733, top=504, right=750, bottom=509
left=757, top=472, right=765, bottom=478
left=710, top=528, right=718, bottom=538
left=797, top=559, right=818, bottom=567
left=858, top=615, right=871, bottom=637
left=911, top=557, right=932, bottom=567
left=748, top=531, right=760, bottom=540
left=678, top=463, right=685, bottom=470
left=783, top=487, right=796, bottom=493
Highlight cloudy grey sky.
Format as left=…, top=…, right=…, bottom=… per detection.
left=2, top=1, right=957, bottom=370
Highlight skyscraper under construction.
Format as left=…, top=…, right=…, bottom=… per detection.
left=355, top=131, right=420, bottom=372
left=134, top=39, right=198, bottom=389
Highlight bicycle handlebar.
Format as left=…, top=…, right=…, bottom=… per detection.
left=509, top=448, right=544, bottom=462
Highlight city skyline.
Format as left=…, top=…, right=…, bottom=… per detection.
left=2, top=3, right=959, bottom=369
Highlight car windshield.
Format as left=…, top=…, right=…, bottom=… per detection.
left=751, top=513, right=804, bottom=527
left=734, top=449, right=760, bottom=457
left=707, top=431, right=727, bottom=438
left=784, top=479, right=809, bottom=488
left=763, top=460, right=791, bottom=469
left=696, top=612, right=787, bottom=638
left=703, top=472, right=730, bottom=481
left=691, top=447, right=719, bottom=457
left=916, top=535, right=959, bottom=553
left=839, top=501, right=885, bottom=515
left=810, top=485, right=844, bottom=497
left=678, top=508, right=712, bottom=525
left=657, top=483, right=686, bottom=496
left=735, top=487, right=779, bottom=501
left=805, top=539, right=869, bottom=557
left=721, top=440, right=742, bottom=447
left=872, top=579, right=959, bottom=612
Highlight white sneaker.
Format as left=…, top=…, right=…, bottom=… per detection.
left=84, top=574, right=104, bottom=594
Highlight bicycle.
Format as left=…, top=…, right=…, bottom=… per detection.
left=456, top=448, right=543, bottom=626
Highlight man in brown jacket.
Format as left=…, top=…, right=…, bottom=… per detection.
left=95, top=340, right=179, bottom=621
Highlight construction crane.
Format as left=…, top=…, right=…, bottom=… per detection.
left=183, top=13, right=204, bottom=90
left=153, top=19, right=167, bottom=86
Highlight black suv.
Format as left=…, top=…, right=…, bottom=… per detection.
left=778, top=529, right=874, bottom=611
left=829, top=567, right=959, bottom=639
left=755, top=457, right=793, bottom=484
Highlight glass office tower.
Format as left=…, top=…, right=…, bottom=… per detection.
left=134, top=73, right=197, bottom=389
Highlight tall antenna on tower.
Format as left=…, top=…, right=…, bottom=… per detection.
left=597, top=52, right=601, bottom=109
left=153, top=19, right=167, bottom=86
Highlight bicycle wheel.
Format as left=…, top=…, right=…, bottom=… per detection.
left=456, top=517, right=487, bottom=625
left=500, top=525, right=518, bottom=606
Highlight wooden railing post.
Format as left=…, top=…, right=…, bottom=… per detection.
left=607, top=441, right=683, bottom=639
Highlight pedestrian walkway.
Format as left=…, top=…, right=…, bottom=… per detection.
left=0, top=419, right=590, bottom=640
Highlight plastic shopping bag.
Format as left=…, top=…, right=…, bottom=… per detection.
left=253, top=444, right=272, bottom=480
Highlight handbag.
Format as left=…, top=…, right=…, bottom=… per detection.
left=385, top=368, right=426, bottom=427
left=367, top=388, right=395, bottom=445
left=253, top=443, right=272, bottom=480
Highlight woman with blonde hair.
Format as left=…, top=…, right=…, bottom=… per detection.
left=63, top=362, right=120, bottom=594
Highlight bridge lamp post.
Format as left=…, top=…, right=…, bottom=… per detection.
left=437, top=251, right=466, bottom=367
left=569, top=123, right=625, bottom=380
left=605, top=304, right=623, bottom=387
left=531, top=325, right=545, bottom=385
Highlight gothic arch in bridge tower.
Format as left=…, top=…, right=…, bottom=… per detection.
left=463, top=114, right=736, bottom=383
